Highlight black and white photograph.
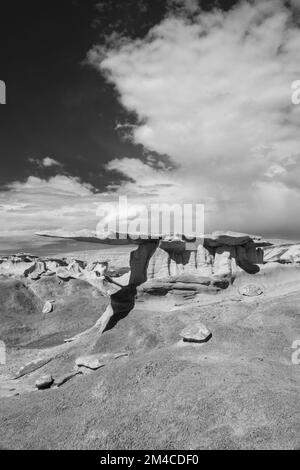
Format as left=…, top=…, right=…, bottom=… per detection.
left=0, top=0, right=299, bottom=453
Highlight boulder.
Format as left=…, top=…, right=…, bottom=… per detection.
left=35, top=374, right=54, bottom=390
left=42, top=301, right=54, bottom=314
left=180, top=322, right=212, bottom=343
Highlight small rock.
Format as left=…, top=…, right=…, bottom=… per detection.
left=42, top=301, right=53, bottom=314
left=180, top=322, right=212, bottom=343
left=239, top=284, right=263, bottom=297
left=114, top=352, right=129, bottom=360
left=35, top=374, right=54, bottom=390
left=75, top=355, right=104, bottom=370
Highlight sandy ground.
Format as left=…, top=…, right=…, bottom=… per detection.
left=0, top=259, right=299, bottom=450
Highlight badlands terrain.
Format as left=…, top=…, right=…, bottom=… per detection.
left=0, top=232, right=299, bottom=450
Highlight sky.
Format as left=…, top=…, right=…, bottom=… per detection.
left=1, top=0, right=300, bottom=243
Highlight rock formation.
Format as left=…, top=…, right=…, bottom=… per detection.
left=2, top=232, right=268, bottom=288
left=1, top=231, right=289, bottom=342
left=1, top=231, right=266, bottom=293
left=0, top=254, right=118, bottom=296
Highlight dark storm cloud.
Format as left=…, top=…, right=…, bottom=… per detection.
left=0, top=0, right=241, bottom=191
left=0, top=0, right=163, bottom=190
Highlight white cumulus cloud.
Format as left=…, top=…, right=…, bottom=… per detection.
left=28, top=157, right=63, bottom=168
left=89, top=0, right=300, bottom=238
left=0, top=176, right=111, bottom=235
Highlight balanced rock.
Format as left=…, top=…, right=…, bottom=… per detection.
left=35, top=374, right=54, bottom=390
left=35, top=230, right=265, bottom=291
left=180, top=322, right=212, bottom=343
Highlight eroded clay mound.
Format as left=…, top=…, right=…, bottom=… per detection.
left=0, top=290, right=299, bottom=450
left=0, top=276, right=109, bottom=347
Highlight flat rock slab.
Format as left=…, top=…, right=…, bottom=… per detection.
left=35, top=374, right=54, bottom=390
left=75, top=355, right=105, bottom=370
left=180, top=322, right=212, bottom=343
left=14, top=358, right=53, bottom=379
